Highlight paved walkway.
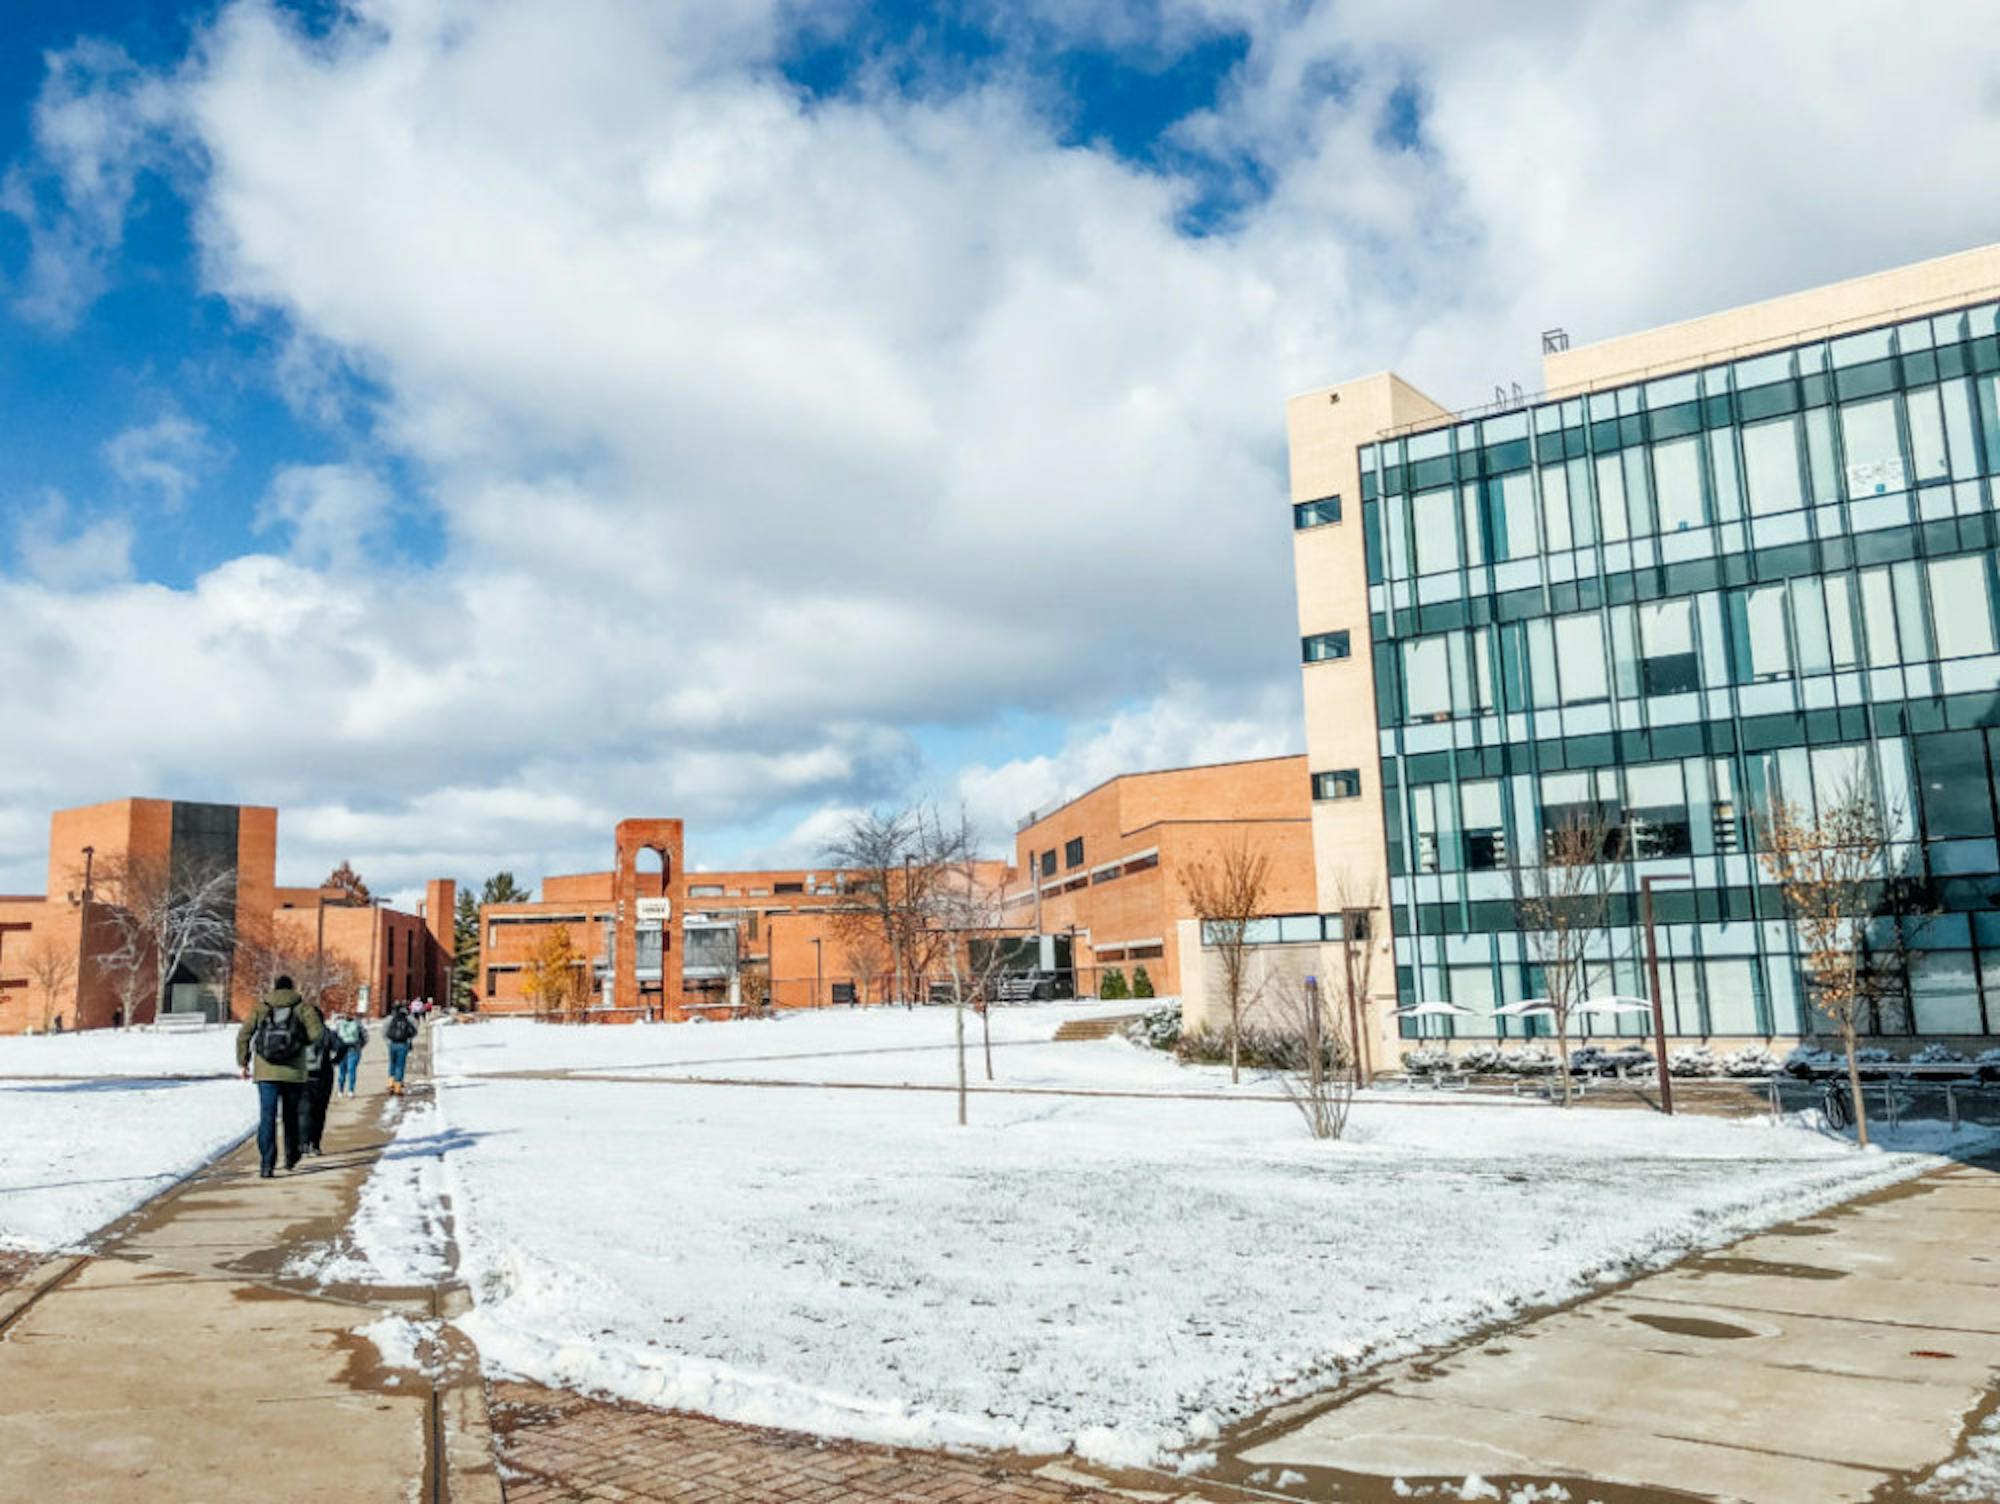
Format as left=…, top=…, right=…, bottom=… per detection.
left=0, top=1031, right=500, bottom=1504
left=1174, top=1150, right=2000, bottom=1503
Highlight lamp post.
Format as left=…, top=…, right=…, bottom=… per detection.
left=74, top=845, right=95, bottom=1027
left=812, top=936, right=824, bottom=1008
left=1641, top=873, right=1691, bottom=1115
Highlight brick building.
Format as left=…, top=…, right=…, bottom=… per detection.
left=1004, top=755, right=1318, bottom=999
left=0, top=798, right=452, bottom=1034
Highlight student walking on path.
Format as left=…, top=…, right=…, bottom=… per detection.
left=301, top=1012, right=347, bottom=1157
left=332, top=1011, right=367, bottom=1096
left=384, top=1001, right=417, bottom=1096
left=235, top=975, right=325, bottom=1178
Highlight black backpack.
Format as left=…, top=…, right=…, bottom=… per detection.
left=386, top=1011, right=416, bottom=1044
left=256, top=1004, right=307, bottom=1064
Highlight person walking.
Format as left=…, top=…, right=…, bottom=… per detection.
left=301, top=1010, right=347, bottom=1157
left=235, top=975, right=325, bottom=1178
left=332, top=1011, right=367, bottom=1096
left=384, top=1000, right=417, bottom=1095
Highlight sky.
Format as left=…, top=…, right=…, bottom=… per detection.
left=2, top=0, right=1998, bottom=905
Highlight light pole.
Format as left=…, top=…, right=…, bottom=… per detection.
left=812, top=936, right=824, bottom=1008
left=1641, top=873, right=1691, bottom=1115
left=74, top=845, right=95, bottom=1027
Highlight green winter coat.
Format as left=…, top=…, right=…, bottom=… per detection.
left=235, top=990, right=326, bottom=1083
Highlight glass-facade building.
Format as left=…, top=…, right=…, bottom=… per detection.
left=1350, top=295, right=2000, bottom=1043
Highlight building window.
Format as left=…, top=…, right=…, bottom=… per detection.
left=1064, top=837, right=1085, bottom=869
left=1313, top=769, right=1362, bottom=801
left=484, top=968, right=497, bottom=999
left=774, top=882, right=804, bottom=894
left=689, top=884, right=724, bottom=898
left=1039, top=850, right=1056, bottom=878
left=1293, top=495, right=1342, bottom=530
left=1302, top=630, right=1352, bottom=663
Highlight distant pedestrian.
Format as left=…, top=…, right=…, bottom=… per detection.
left=384, top=1001, right=418, bottom=1096
left=332, top=1011, right=367, bottom=1096
left=301, top=1007, right=347, bottom=1157
left=235, top=975, right=325, bottom=1178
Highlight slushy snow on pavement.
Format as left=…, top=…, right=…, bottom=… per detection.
left=408, top=1007, right=1988, bottom=1467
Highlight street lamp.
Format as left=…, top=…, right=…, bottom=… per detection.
left=812, top=936, right=824, bottom=1008
left=74, top=845, right=95, bottom=1027
left=1641, top=872, right=1692, bottom=1115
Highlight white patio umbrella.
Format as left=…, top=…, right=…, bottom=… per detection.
left=1491, top=998, right=1556, bottom=1017
left=1393, top=1001, right=1478, bottom=1017
left=1572, top=995, right=1657, bottom=1019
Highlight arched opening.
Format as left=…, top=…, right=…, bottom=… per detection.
left=634, top=844, right=669, bottom=897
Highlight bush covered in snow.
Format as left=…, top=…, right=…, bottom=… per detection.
left=1978, top=1049, right=2000, bottom=1081
left=1910, top=1043, right=1971, bottom=1066
left=1569, top=1044, right=1654, bottom=1077
left=1456, top=1044, right=1506, bottom=1074
left=1182, top=1025, right=1347, bottom=1073
left=1720, top=1045, right=1782, bottom=1077
left=1785, top=1044, right=1896, bottom=1078
left=1499, top=1045, right=1557, bottom=1075
left=1125, top=1006, right=1181, bottom=1053
left=1400, top=1046, right=1454, bottom=1075
left=1668, top=1045, right=1720, bottom=1078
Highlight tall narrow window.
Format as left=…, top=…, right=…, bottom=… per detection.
left=1553, top=611, right=1608, bottom=704
left=1652, top=437, right=1705, bottom=533
left=1929, top=555, right=1996, bottom=659
left=1741, top=417, right=1805, bottom=514
left=1403, top=636, right=1451, bottom=720
left=1838, top=397, right=1906, bottom=498
left=1413, top=487, right=1459, bottom=574
left=1638, top=599, right=1699, bottom=694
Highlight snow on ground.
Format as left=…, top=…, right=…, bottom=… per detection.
left=289, top=1095, right=453, bottom=1287
left=420, top=1010, right=1994, bottom=1467
left=0, top=1024, right=238, bottom=1078
left=0, top=1073, right=250, bottom=1250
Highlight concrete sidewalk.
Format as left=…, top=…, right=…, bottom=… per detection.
left=1189, top=1151, right=2000, bottom=1503
left=0, top=1027, right=498, bottom=1504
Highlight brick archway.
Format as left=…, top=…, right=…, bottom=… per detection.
left=611, top=820, right=687, bottom=1018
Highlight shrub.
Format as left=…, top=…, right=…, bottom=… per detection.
left=1457, top=1044, right=1506, bottom=1074
left=1100, top=968, right=1129, bottom=1001
left=1126, top=1005, right=1181, bottom=1052
left=1570, top=1044, right=1654, bottom=1077
left=1179, top=1024, right=1348, bottom=1072
left=1668, top=1045, right=1720, bottom=1078
left=1720, top=1044, right=1781, bottom=1077
left=1499, top=1044, right=1557, bottom=1075
left=1910, top=1043, right=1970, bottom=1066
left=1400, top=1046, right=1453, bottom=1076
left=1131, top=966, right=1155, bottom=999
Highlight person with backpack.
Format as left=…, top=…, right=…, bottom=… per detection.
left=332, top=1011, right=367, bottom=1096
left=235, top=975, right=326, bottom=1178
left=301, top=1011, right=348, bottom=1157
left=384, top=1001, right=417, bottom=1095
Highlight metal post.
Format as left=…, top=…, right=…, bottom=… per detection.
left=813, top=937, right=823, bottom=1008
left=1947, top=1083, right=1959, bottom=1134
left=314, top=892, right=328, bottom=1004
left=1641, top=876, right=1675, bottom=1115
left=74, top=845, right=95, bottom=1028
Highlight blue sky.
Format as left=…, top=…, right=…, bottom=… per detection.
left=2, top=1, right=1996, bottom=901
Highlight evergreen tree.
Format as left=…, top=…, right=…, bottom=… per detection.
left=1100, top=967, right=1129, bottom=1000
left=481, top=872, right=531, bottom=904
left=1131, top=965, right=1154, bottom=999
left=452, top=888, right=480, bottom=1009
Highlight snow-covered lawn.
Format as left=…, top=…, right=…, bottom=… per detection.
left=426, top=1009, right=1988, bottom=1468
left=0, top=1027, right=250, bottom=1251
left=0, top=1024, right=238, bottom=1078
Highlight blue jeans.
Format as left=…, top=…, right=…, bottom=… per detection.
left=388, top=1040, right=411, bottom=1083
left=336, top=1050, right=362, bottom=1093
left=255, top=1080, right=305, bottom=1174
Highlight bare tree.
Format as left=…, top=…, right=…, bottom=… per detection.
left=1758, top=773, right=1896, bottom=1148
left=91, top=852, right=238, bottom=1027
left=914, top=808, right=1012, bottom=1124
left=21, top=936, right=76, bottom=1033
left=841, top=931, right=889, bottom=1006
left=823, top=808, right=920, bottom=1005
left=1510, top=809, right=1621, bottom=1107
left=243, top=923, right=363, bottom=1014
left=1271, top=973, right=1355, bottom=1139
left=1180, top=838, right=1272, bottom=1084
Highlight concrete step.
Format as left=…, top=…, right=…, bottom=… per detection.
left=1053, top=1013, right=1147, bottom=1041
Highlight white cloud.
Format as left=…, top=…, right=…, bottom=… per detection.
left=255, top=462, right=394, bottom=571
left=103, top=410, right=220, bottom=510
left=10, top=492, right=133, bottom=589
left=0, top=39, right=179, bottom=329
left=3, top=0, right=1998, bottom=898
